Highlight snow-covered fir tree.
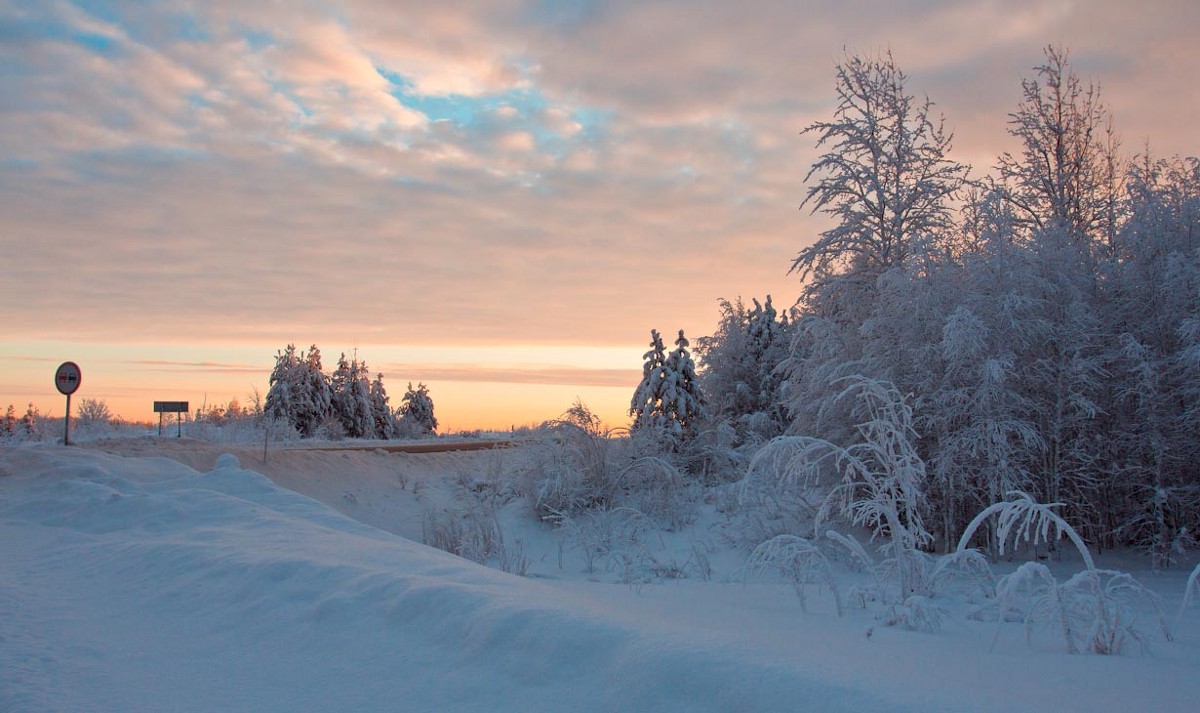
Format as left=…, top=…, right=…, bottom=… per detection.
left=631, top=329, right=705, bottom=444
left=1, top=404, right=15, bottom=439
left=297, top=345, right=333, bottom=437
left=397, top=382, right=437, bottom=438
left=368, top=373, right=399, bottom=439
left=264, top=343, right=300, bottom=431
left=696, top=296, right=791, bottom=445
left=330, top=352, right=374, bottom=439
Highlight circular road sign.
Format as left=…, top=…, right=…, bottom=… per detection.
left=55, top=361, right=82, bottom=396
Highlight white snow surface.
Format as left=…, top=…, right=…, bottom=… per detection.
left=2, top=441, right=1198, bottom=712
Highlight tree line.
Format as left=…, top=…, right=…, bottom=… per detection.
left=264, top=344, right=437, bottom=440
left=631, top=47, right=1200, bottom=565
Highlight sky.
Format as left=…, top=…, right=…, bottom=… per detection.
left=2, top=0, right=1199, bottom=431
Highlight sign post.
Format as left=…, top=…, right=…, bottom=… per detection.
left=54, top=362, right=82, bottom=445
left=153, top=401, right=189, bottom=438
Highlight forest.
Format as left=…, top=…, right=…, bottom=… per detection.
left=630, top=47, right=1200, bottom=569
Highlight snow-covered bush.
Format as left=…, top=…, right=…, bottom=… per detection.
left=421, top=507, right=527, bottom=575
left=517, top=402, right=700, bottom=531
left=1178, top=563, right=1200, bottom=625
left=745, top=377, right=934, bottom=599
left=746, top=534, right=844, bottom=616
left=548, top=506, right=653, bottom=576
left=960, top=491, right=1172, bottom=654
left=956, top=490, right=1095, bottom=568
left=878, top=595, right=947, bottom=633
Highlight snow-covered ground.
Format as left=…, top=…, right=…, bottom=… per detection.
left=2, top=441, right=1198, bottom=712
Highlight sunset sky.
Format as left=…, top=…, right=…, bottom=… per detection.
left=3, top=0, right=1198, bottom=431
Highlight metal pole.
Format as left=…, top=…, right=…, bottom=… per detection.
left=158, top=412, right=163, bottom=436
left=177, top=412, right=182, bottom=438
left=64, top=392, right=71, bottom=446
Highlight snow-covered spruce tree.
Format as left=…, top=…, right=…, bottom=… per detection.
left=695, top=296, right=792, bottom=446
left=330, top=352, right=374, bottom=439
left=630, top=329, right=705, bottom=447
left=264, top=344, right=334, bottom=438
left=397, top=382, right=437, bottom=438
left=20, top=403, right=45, bottom=440
left=296, top=345, right=334, bottom=437
left=264, top=344, right=301, bottom=434
left=368, top=373, right=399, bottom=439
left=1, top=404, right=15, bottom=440
left=786, top=50, right=970, bottom=441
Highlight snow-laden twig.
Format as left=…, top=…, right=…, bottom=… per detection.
left=956, top=490, right=1095, bottom=570
left=1179, top=563, right=1200, bottom=625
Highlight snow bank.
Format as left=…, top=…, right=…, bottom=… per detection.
left=3, top=445, right=1197, bottom=713
left=0, top=447, right=879, bottom=713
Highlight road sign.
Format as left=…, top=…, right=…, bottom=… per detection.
left=55, top=361, right=81, bottom=396
left=154, top=401, right=189, bottom=437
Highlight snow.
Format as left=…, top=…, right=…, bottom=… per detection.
left=3, top=442, right=1198, bottom=712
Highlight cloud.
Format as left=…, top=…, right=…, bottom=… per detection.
left=1, top=0, right=1197, bottom=363
left=378, top=363, right=639, bottom=388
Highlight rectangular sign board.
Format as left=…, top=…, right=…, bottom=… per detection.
left=153, top=401, right=190, bottom=413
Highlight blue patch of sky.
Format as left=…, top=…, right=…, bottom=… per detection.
left=64, top=0, right=211, bottom=47
left=240, top=28, right=275, bottom=52
left=0, top=8, right=122, bottom=56
left=70, top=31, right=120, bottom=54
left=379, top=68, right=610, bottom=154
left=379, top=68, right=542, bottom=126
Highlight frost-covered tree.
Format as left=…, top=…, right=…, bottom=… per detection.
left=297, top=345, right=333, bottom=435
left=1, top=404, right=15, bottom=439
left=793, top=49, right=970, bottom=316
left=695, top=296, right=791, bottom=445
left=786, top=50, right=970, bottom=442
left=330, top=352, right=374, bottom=439
left=397, top=382, right=437, bottom=438
left=1094, top=154, right=1200, bottom=560
left=631, top=329, right=704, bottom=444
left=20, top=402, right=43, bottom=439
left=264, top=343, right=300, bottom=430
left=997, top=46, right=1123, bottom=254
left=264, top=343, right=334, bottom=438
left=76, top=398, right=113, bottom=427
left=368, top=373, right=399, bottom=439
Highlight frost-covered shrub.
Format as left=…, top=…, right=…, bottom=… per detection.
left=747, top=534, right=844, bottom=616
left=611, top=455, right=698, bottom=531
left=517, top=418, right=610, bottom=520
left=678, top=420, right=747, bottom=486
left=878, top=596, right=947, bottom=633
left=517, top=402, right=702, bottom=531
left=744, top=378, right=934, bottom=599
left=962, top=491, right=1172, bottom=654
left=1176, top=563, right=1200, bottom=626
left=956, top=490, right=1095, bottom=569
left=421, top=507, right=527, bottom=575
left=549, top=506, right=653, bottom=575
left=929, top=548, right=997, bottom=602
left=992, top=563, right=1170, bottom=654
